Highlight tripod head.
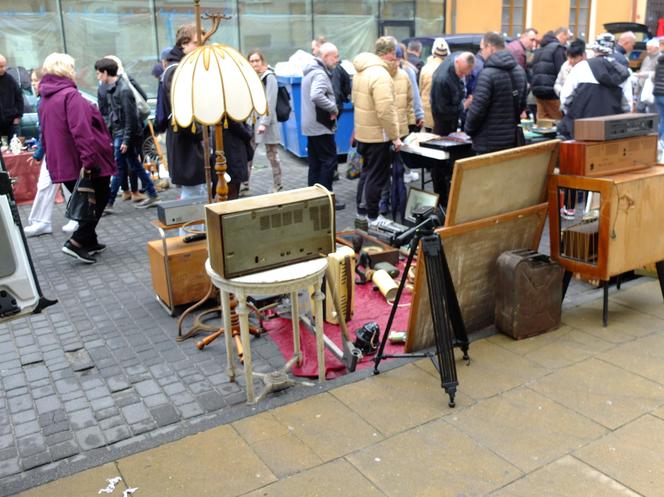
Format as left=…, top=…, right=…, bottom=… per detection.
left=392, top=212, right=441, bottom=248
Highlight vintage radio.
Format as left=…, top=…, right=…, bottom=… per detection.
left=559, top=135, right=657, bottom=177
left=325, top=245, right=355, bottom=324
left=573, top=113, right=658, bottom=141
left=549, top=166, right=664, bottom=280
left=157, top=196, right=207, bottom=226
left=147, top=236, right=209, bottom=308
left=205, top=186, right=336, bottom=279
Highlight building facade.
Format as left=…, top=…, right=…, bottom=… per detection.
left=0, top=0, right=652, bottom=98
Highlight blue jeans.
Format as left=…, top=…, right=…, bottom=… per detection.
left=655, top=95, right=664, bottom=139
left=109, top=137, right=157, bottom=204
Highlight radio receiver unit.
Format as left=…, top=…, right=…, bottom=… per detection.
left=157, top=196, right=207, bottom=226
left=206, top=186, right=336, bottom=278
left=573, top=113, right=658, bottom=141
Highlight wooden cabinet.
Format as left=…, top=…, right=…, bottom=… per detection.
left=147, top=236, right=209, bottom=308
left=549, top=166, right=664, bottom=280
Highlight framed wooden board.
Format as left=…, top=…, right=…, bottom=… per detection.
left=405, top=203, right=548, bottom=352
left=445, top=140, right=558, bottom=227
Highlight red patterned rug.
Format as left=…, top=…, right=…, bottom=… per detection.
left=264, top=277, right=412, bottom=379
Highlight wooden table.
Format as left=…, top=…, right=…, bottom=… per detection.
left=2, top=151, right=39, bottom=205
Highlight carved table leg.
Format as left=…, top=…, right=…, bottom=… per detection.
left=313, top=279, right=326, bottom=382
left=291, top=291, right=302, bottom=366
left=236, top=293, right=254, bottom=404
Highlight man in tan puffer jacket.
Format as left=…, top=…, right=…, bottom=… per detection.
left=420, top=38, right=450, bottom=131
left=352, top=36, right=402, bottom=224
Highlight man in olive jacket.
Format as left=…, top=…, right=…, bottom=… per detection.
left=352, top=36, right=402, bottom=224
left=465, top=32, right=527, bottom=155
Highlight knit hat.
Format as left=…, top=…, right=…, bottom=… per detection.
left=592, top=33, right=615, bottom=55
left=395, top=45, right=404, bottom=59
left=432, top=38, right=450, bottom=58
left=160, top=47, right=173, bottom=61
left=375, top=36, right=397, bottom=56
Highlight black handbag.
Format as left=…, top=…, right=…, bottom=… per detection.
left=65, top=171, right=97, bottom=222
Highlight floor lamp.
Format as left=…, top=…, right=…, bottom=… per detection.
left=171, top=3, right=268, bottom=351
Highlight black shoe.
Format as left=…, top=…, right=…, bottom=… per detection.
left=62, top=240, right=95, bottom=264
left=335, top=201, right=346, bottom=211
left=86, top=242, right=106, bottom=255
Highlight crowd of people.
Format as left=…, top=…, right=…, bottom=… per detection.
left=0, top=22, right=661, bottom=264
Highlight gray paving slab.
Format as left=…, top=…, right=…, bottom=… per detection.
left=0, top=145, right=618, bottom=496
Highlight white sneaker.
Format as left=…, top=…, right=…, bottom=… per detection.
left=403, top=170, right=420, bottom=183
left=62, top=220, right=79, bottom=233
left=368, top=215, right=392, bottom=230
left=24, top=222, right=52, bottom=238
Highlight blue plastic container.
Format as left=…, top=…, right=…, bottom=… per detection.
left=277, top=75, right=354, bottom=158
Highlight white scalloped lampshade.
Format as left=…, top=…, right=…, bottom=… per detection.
left=170, top=43, right=268, bottom=128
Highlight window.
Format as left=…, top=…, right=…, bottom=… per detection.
left=60, top=1, right=158, bottom=97
left=313, top=0, right=378, bottom=59
left=239, top=1, right=311, bottom=65
left=415, top=0, right=444, bottom=37
left=501, top=0, right=525, bottom=38
left=569, top=0, right=590, bottom=40
left=0, top=1, right=63, bottom=72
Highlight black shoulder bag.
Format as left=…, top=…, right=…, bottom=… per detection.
left=507, top=69, right=526, bottom=147
left=65, top=169, right=97, bottom=222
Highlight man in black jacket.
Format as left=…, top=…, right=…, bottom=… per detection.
left=558, top=33, right=632, bottom=139
left=431, top=52, right=475, bottom=136
left=429, top=52, right=474, bottom=200
left=465, top=32, right=528, bottom=155
left=531, top=27, right=570, bottom=120
left=0, top=54, right=24, bottom=144
left=614, top=31, right=635, bottom=68
left=95, top=58, right=159, bottom=210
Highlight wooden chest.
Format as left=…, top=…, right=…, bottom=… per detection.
left=549, top=166, right=664, bottom=280
left=559, top=135, right=657, bottom=177
left=147, top=237, right=209, bottom=308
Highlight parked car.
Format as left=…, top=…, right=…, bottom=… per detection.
left=603, top=22, right=653, bottom=70
left=403, top=33, right=513, bottom=59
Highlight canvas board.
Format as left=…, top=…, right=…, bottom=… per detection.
left=444, top=140, right=558, bottom=226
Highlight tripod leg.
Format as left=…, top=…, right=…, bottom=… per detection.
left=373, top=234, right=421, bottom=375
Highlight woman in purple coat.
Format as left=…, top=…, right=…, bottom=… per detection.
left=39, top=53, right=116, bottom=264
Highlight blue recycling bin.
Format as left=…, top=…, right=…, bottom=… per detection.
left=277, top=75, right=354, bottom=158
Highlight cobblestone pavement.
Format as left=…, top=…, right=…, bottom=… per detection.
left=0, top=145, right=601, bottom=495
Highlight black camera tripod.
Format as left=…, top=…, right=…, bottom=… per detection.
left=372, top=227, right=469, bottom=407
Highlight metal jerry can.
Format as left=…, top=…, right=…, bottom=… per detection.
left=495, top=249, right=564, bottom=339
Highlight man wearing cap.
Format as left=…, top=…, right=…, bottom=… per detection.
left=352, top=36, right=401, bottom=227
left=419, top=38, right=449, bottom=131
left=558, top=33, right=632, bottom=139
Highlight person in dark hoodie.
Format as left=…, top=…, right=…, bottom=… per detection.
left=154, top=24, right=206, bottom=202
left=38, top=53, right=116, bottom=264
left=558, top=33, right=632, bottom=140
left=465, top=32, right=528, bottom=155
left=531, top=27, right=570, bottom=120
left=0, top=53, right=23, bottom=144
